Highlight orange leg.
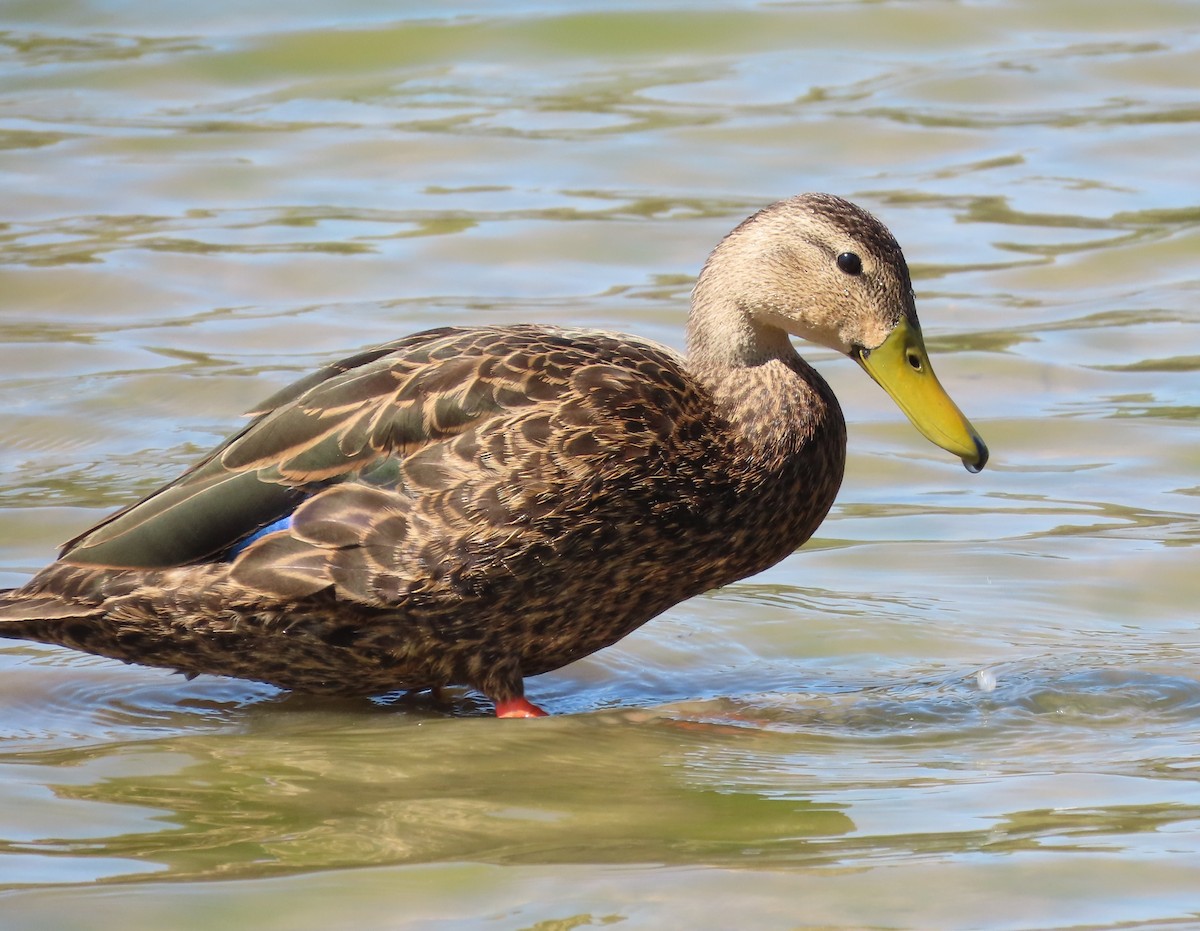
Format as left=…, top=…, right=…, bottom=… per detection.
left=493, top=696, right=548, bottom=718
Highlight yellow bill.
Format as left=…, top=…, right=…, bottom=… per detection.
left=854, top=318, right=989, bottom=473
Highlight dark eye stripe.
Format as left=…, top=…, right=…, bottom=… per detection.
left=836, top=252, right=863, bottom=275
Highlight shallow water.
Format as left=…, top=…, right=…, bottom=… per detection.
left=1, top=1, right=1199, bottom=928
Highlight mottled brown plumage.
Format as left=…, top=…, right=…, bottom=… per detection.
left=0, top=194, right=988, bottom=716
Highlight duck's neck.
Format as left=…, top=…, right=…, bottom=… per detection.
left=685, top=287, right=836, bottom=458
left=685, top=282, right=793, bottom=375
left=684, top=284, right=848, bottom=582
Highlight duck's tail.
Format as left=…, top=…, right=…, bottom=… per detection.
left=0, top=588, right=104, bottom=640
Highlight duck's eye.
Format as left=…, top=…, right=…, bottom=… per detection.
left=836, top=252, right=863, bottom=276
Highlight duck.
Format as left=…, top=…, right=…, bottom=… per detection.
left=0, top=194, right=987, bottom=717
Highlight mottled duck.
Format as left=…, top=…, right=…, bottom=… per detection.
left=0, top=194, right=988, bottom=717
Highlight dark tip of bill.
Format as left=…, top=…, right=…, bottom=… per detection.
left=963, top=435, right=989, bottom=474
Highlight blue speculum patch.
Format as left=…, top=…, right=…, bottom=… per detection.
left=227, top=515, right=294, bottom=559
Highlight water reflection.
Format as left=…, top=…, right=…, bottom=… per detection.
left=7, top=713, right=855, bottom=883
left=5, top=658, right=1200, bottom=889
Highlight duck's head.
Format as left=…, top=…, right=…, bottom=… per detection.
left=690, top=193, right=988, bottom=472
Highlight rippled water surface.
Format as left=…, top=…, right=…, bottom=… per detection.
left=1, top=1, right=1199, bottom=928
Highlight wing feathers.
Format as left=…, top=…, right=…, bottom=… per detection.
left=56, top=325, right=696, bottom=575
left=228, top=534, right=334, bottom=599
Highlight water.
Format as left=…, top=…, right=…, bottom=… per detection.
left=1, top=1, right=1199, bottom=928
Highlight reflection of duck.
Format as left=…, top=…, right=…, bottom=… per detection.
left=0, top=194, right=987, bottom=717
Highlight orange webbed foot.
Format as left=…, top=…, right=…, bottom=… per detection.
left=494, top=697, right=548, bottom=718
